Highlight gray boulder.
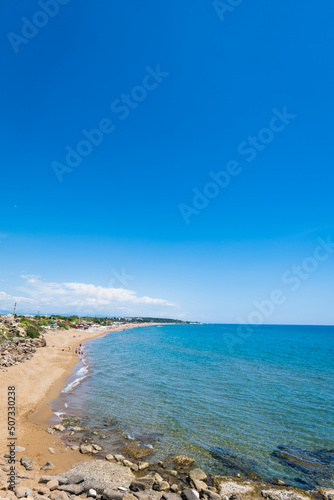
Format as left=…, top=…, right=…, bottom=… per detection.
left=131, top=481, right=149, bottom=492
left=60, top=472, right=85, bottom=484
left=182, top=489, right=199, bottom=500
left=20, top=457, right=33, bottom=471
left=58, top=483, right=85, bottom=495
left=163, top=494, right=182, bottom=500
left=39, top=475, right=68, bottom=485
left=41, top=461, right=55, bottom=471
left=200, top=489, right=220, bottom=500
left=103, top=489, right=124, bottom=500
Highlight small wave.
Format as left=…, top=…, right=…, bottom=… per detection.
left=61, top=375, right=87, bottom=393
left=77, top=364, right=89, bottom=376
left=54, top=410, right=65, bottom=418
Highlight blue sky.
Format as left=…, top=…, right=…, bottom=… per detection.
left=0, top=0, right=333, bottom=324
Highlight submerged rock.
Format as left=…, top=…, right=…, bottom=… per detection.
left=210, top=447, right=258, bottom=477
left=138, top=462, right=150, bottom=470
left=272, top=446, right=334, bottom=488
left=121, top=442, right=154, bottom=460
left=172, top=456, right=195, bottom=468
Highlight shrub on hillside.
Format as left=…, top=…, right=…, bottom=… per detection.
left=25, top=326, right=40, bottom=339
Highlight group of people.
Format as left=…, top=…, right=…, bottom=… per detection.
left=75, top=344, right=83, bottom=357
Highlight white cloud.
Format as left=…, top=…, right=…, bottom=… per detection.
left=8, top=274, right=176, bottom=315
left=0, top=290, right=34, bottom=311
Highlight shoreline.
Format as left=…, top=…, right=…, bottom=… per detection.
left=0, top=323, right=148, bottom=474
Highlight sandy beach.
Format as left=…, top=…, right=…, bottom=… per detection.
left=0, top=326, right=138, bottom=474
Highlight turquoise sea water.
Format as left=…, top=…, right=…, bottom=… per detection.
left=55, top=324, right=334, bottom=487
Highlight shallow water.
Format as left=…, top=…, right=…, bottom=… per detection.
left=52, top=324, right=334, bottom=487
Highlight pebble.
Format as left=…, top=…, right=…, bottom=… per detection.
left=138, top=462, right=150, bottom=471
left=48, top=448, right=56, bottom=454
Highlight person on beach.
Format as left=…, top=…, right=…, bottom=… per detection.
left=69, top=345, right=71, bottom=351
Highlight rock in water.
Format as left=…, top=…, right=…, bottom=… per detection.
left=80, top=444, right=95, bottom=454
left=53, top=424, right=65, bottom=432
left=172, top=456, right=195, bottom=467
left=210, top=447, right=258, bottom=477
left=272, top=446, right=334, bottom=488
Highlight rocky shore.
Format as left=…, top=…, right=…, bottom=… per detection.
left=1, top=450, right=333, bottom=500
left=0, top=337, right=46, bottom=369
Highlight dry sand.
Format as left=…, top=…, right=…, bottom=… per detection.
left=0, top=326, right=137, bottom=473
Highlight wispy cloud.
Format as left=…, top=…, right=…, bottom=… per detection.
left=0, top=290, right=35, bottom=311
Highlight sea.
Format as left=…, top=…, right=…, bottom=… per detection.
left=51, top=324, right=334, bottom=488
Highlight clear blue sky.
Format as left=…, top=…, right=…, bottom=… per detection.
left=1, top=0, right=333, bottom=324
